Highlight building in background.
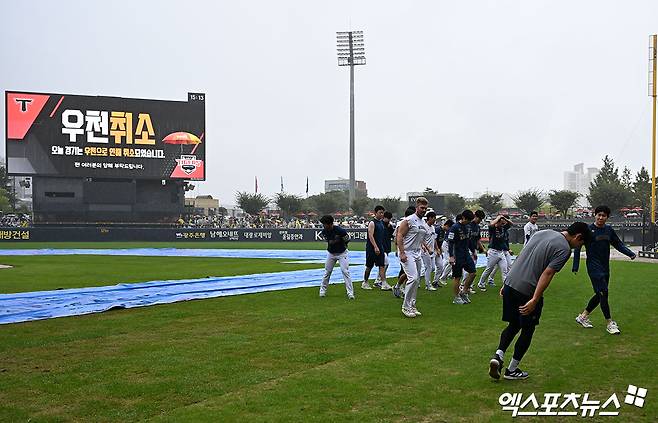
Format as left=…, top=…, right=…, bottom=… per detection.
left=563, top=163, right=599, bottom=205
left=324, top=178, right=367, bottom=197
left=184, top=195, right=220, bottom=216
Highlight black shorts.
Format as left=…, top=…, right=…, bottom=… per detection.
left=452, top=255, right=476, bottom=279
left=365, top=249, right=385, bottom=268
left=502, top=285, right=544, bottom=328
left=589, top=274, right=610, bottom=293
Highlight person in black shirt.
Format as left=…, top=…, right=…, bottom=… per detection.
left=363, top=205, right=387, bottom=290
left=375, top=211, right=395, bottom=290
left=319, top=215, right=354, bottom=299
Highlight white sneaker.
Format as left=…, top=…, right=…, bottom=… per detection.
left=606, top=321, right=621, bottom=335
left=319, top=289, right=326, bottom=297
left=347, top=294, right=355, bottom=300
left=576, top=314, right=594, bottom=328
left=425, top=286, right=437, bottom=291
left=380, top=281, right=393, bottom=291
left=478, top=283, right=487, bottom=292
left=402, top=308, right=416, bottom=318
left=468, top=288, right=476, bottom=294
left=361, top=282, right=373, bottom=290
left=439, top=280, right=448, bottom=287
left=452, top=296, right=466, bottom=305
left=412, top=307, right=422, bottom=316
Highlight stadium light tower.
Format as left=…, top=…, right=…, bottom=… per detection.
left=336, top=30, right=366, bottom=209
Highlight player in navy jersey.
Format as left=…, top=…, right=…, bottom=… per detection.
left=363, top=205, right=387, bottom=290
left=461, top=210, right=486, bottom=294
left=448, top=210, right=477, bottom=304
left=573, top=205, right=636, bottom=334
left=375, top=211, right=395, bottom=290
left=318, top=215, right=354, bottom=299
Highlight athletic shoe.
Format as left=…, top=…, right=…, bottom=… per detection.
left=361, top=282, right=373, bottom=290
left=319, top=289, right=326, bottom=298
left=425, top=286, right=437, bottom=291
left=411, top=307, right=422, bottom=316
left=489, top=354, right=504, bottom=380
left=478, top=283, right=487, bottom=292
left=392, top=285, right=399, bottom=297
left=504, top=368, right=529, bottom=380
left=452, top=296, right=466, bottom=305
left=402, top=308, right=416, bottom=318
left=575, top=314, right=594, bottom=328
left=373, top=281, right=382, bottom=288
left=380, top=281, right=393, bottom=291
left=347, top=294, right=355, bottom=300
left=488, top=279, right=496, bottom=287
left=606, top=321, right=621, bottom=335
left=460, top=293, right=471, bottom=304
left=468, top=288, right=476, bottom=294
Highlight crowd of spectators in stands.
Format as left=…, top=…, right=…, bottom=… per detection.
left=179, top=214, right=379, bottom=229
left=0, top=213, right=32, bottom=227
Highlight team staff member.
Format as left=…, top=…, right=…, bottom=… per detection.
left=488, top=223, right=590, bottom=380
left=318, top=215, right=354, bottom=299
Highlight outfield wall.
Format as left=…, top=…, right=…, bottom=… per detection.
left=0, top=226, right=646, bottom=244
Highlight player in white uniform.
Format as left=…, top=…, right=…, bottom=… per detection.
left=478, top=215, right=513, bottom=291
left=421, top=211, right=439, bottom=290
left=396, top=197, right=429, bottom=318
left=523, top=211, right=540, bottom=246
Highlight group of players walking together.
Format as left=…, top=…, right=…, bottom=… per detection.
left=319, top=196, right=637, bottom=380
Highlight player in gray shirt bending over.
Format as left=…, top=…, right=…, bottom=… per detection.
left=488, top=222, right=591, bottom=381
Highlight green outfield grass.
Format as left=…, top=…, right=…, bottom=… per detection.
left=0, top=248, right=655, bottom=421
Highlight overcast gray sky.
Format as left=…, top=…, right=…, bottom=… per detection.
left=2, top=0, right=657, bottom=204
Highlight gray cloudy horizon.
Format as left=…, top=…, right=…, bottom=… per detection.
left=2, top=0, right=657, bottom=205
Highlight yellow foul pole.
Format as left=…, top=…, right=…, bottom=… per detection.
left=651, top=35, right=657, bottom=227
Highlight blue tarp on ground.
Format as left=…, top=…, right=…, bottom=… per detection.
left=0, top=249, right=492, bottom=325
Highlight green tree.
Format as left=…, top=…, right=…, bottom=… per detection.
left=0, top=188, right=11, bottom=212
left=444, top=194, right=466, bottom=217
left=632, top=167, right=652, bottom=212
left=621, top=166, right=633, bottom=191
left=350, top=197, right=370, bottom=217
left=235, top=191, right=270, bottom=215
left=306, top=191, right=348, bottom=216
left=513, top=189, right=545, bottom=215
left=379, top=196, right=402, bottom=216
left=548, top=190, right=580, bottom=218
left=476, top=193, right=503, bottom=215
left=274, top=192, right=304, bottom=219
left=587, top=156, right=631, bottom=214
left=0, top=166, right=16, bottom=211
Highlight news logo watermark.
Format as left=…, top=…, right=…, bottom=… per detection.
left=499, top=385, right=647, bottom=418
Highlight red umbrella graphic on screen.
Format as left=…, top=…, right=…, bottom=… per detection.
left=165, top=132, right=205, bottom=179
left=162, top=132, right=203, bottom=154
